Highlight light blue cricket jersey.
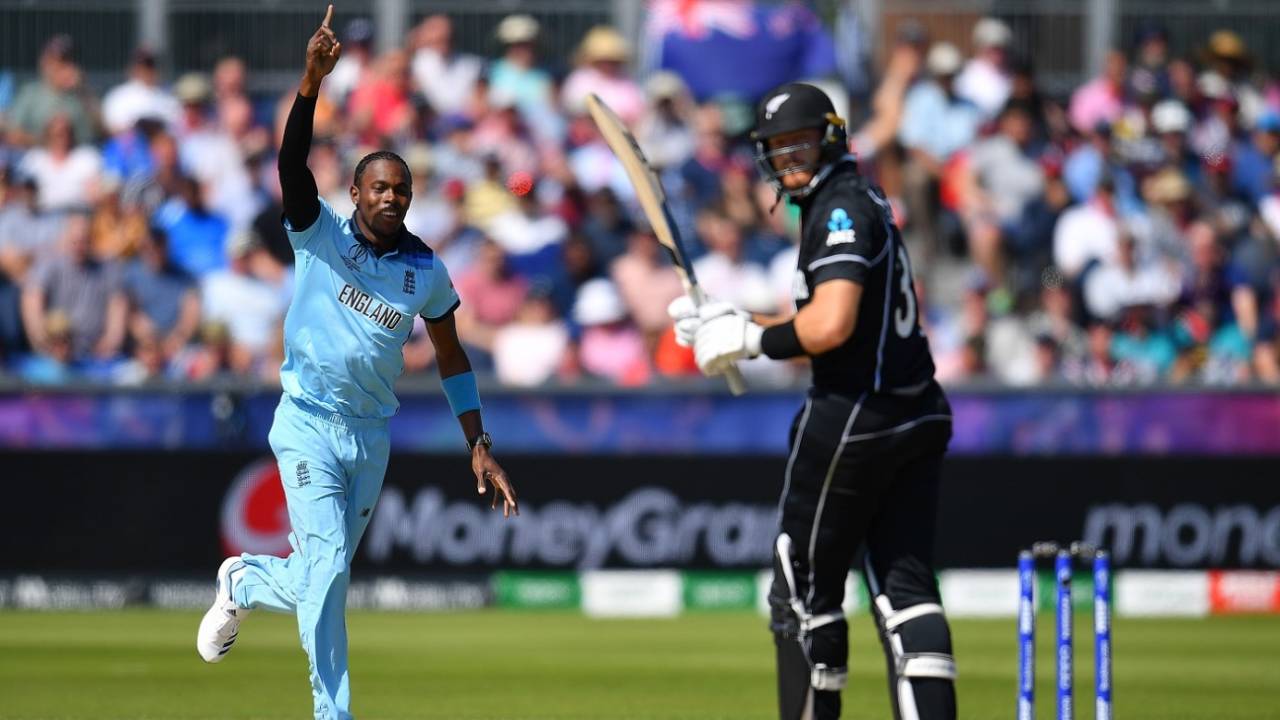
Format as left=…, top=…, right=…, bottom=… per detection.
left=280, top=198, right=459, bottom=419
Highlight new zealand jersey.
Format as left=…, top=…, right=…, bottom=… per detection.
left=280, top=197, right=459, bottom=419
left=792, top=158, right=935, bottom=395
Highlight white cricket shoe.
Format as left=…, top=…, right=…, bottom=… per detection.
left=196, top=556, right=251, bottom=663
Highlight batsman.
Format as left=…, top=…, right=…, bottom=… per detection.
left=671, top=83, right=957, bottom=720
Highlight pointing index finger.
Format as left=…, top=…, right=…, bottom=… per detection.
left=321, top=4, right=334, bottom=29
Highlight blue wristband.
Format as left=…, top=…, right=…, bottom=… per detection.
left=441, top=371, right=482, bottom=417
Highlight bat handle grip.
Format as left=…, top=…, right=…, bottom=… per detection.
left=687, top=286, right=748, bottom=396
left=723, top=366, right=747, bottom=396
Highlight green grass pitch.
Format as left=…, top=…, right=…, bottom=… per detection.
left=1, top=610, right=1277, bottom=719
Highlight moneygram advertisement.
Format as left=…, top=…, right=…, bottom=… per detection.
left=1, top=453, right=1278, bottom=574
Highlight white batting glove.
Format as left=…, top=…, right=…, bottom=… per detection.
left=667, top=295, right=699, bottom=347
left=694, top=312, right=763, bottom=376
left=667, top=296, right=741, bottom=347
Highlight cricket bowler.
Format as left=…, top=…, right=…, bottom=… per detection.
left=671, top=82, right=956, bottom=720
left=195, top=7, right=518, bottom=719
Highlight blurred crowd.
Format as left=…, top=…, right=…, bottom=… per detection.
left=0, top=6, right=1278, bottom=389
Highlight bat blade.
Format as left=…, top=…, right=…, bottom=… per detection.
left=585, top=93, right=746, bottom=395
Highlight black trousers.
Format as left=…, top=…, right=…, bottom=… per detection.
left=770, top=381, right=954, bottom=720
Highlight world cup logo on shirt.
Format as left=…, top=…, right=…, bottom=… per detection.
left=343, top=243, right=370, bottom=273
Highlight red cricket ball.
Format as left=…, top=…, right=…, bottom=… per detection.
left=506, top=171, right=534, bottom=197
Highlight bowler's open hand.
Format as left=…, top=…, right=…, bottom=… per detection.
left=473, top=447, right=518, bottom=519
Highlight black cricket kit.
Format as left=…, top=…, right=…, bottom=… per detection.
left=764, top=152, right=958, bottom=720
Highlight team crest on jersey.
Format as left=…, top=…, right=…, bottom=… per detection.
left=403, top=269, right=416, bottom=295
left=826, top=208, right=856, bottom=246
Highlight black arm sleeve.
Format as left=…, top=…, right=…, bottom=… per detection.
left=761, top=320, right=806, bottom=359
left=278, top=93, right=321, bottom=232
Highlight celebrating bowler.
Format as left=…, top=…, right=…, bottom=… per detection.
left=195, top=7, right=518, bottom=720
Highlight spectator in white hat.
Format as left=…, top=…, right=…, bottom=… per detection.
left=1151, top=100, right=1201, bottom=185
left=955, top=17, right=1013, bottom=120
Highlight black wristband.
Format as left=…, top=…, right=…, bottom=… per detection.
left=761, top=320, right=806, bottom=359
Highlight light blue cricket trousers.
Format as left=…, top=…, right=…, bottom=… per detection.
left=233, top=395, right=390, bottom=720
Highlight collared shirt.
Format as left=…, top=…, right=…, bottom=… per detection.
left=123, top=259, right=195, bottom=335
left=898, top=81, right=982, bottom=161
left=26, top=256, right=123, bottom=358
left=281, top=198, right=460, bottom=419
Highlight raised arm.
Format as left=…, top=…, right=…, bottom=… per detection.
left=279, top=4, right=341, bottom=232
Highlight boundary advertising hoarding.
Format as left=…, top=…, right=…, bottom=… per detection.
left=3, top=452, right=1277, bottom=574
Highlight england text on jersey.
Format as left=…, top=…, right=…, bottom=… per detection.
left=337, top=283, right=404, bottom=330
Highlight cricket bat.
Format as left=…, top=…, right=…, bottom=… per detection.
left=585, top=93, right=747, bottom=395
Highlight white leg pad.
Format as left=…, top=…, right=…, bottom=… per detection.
left=885, top=603, right=945, bottom=630
left=874, top=594, right=957, bottom=720
left=899, top=678, right=922, bottom=720
left=902, top=654, right=958, bottom=680
left=811, top=663, right=848, bottom=691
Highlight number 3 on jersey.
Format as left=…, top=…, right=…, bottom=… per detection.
left=893, top=246, right=917, bottom=339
